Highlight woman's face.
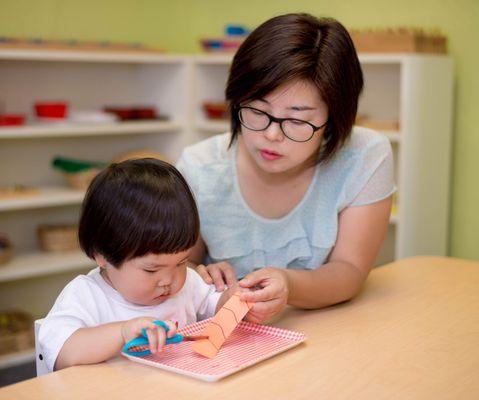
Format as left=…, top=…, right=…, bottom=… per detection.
left=95, top=250, right=189, bottom=306
left=239, top=79, right=328, bottom=175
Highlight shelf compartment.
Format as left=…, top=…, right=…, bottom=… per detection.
left=0, top=187, right=84, bottom=212
left=0, top=250, right=93, bottom=283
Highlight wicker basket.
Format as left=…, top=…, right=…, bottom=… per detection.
left=38, top=224, right=80, bottom=252
left=0, top=310, right=34, bottom=356
left=64, top=168, right=100, bottom=191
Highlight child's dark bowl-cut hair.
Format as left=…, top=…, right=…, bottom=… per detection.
left=78, top=158, right=199, bottom=267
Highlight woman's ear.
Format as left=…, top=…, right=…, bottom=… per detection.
left=93, top=253, right=107, bottom=268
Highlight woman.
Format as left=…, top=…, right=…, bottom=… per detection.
left=177, top=13, right=394, bottom=323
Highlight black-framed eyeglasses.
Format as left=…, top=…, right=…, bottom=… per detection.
left=237, top=106, right=327, bottom=143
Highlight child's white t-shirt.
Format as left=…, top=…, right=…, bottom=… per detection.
left=39, top=267, right=221, bottom=372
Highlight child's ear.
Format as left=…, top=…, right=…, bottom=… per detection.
left=93, top=253, right=107, bottom=268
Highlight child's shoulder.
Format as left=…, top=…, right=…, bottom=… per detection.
left=183, top=266, right=205, bottom=288
left=56, top=268, right=105, bottom=302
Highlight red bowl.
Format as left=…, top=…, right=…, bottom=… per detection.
left=135, top=108, right=157, bottom=119
left=104, top=107, right=158, bottom=120
left=103, top=107, right=134, bottom=121
left=35, top=102, right=68, bottom=119
left=0, top=114, right=26, bottom=126
left=203, top=102, right=229, bottom=120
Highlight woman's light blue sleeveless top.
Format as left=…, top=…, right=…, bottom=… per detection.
left=177, top=127, right=394, bottom=279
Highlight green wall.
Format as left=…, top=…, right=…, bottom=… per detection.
left=1, top=0, right=478, bottom=260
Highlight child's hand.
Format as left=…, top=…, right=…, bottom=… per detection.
left=196, top=261, right=237, bottom=292
left=121, top=318, right=177, bottom=354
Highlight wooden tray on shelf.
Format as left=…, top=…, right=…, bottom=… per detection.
left=350, top=28, right=447, bottom=54
left=0, top=185, right=39, bottom=199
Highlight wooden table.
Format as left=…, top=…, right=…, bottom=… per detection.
left=1, top=256, right=478, bottom=399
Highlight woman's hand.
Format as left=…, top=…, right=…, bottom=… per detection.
left=196, top=261, right=237, bottom=292
left=238, top=268, right=290, bottom=323
left=121, top=318, right=177, bottom=354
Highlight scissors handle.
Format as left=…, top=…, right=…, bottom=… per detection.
left=122, top=320, right=183, bottom=356
left=141, top=320, right=183, bottom=344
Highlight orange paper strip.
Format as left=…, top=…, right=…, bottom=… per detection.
left=193, top=292, right=252, bottom=358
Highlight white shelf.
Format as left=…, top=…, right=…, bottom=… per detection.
left=0, top=49, right=449, bottom=66
left=0, top=187, right=85, bottom=212
left=0, top=120, right=183, bottom=139
left=192, top=54, right=233, bottom=65
left=0, top=48, right=186, bottom=64
left=0, top=250, right=93, bottom=283
left=0, top=349, right=35, bottom=369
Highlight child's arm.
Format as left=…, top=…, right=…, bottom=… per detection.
left=54, top=318, right=176, bottom=370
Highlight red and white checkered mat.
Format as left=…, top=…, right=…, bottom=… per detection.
left=122, top=319, right=306, bottom=381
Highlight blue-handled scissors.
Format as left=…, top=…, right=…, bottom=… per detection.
left=122, top=320, right=208, bottom=357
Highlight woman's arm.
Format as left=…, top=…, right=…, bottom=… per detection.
left=188, top=236, right=207, bottom=265
left=288, top=195, right=392, bottom=308
left=240, top=196, right=392, bottom=320
left=54, top=318, right=176, bottom=370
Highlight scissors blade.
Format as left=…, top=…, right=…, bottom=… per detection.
left=181, top=335, right=209, bottom=341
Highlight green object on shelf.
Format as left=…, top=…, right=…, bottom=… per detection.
left=52, top=157, right=107, bottom=173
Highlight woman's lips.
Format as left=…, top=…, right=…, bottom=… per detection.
left=260, top=149, right=282, bottom=161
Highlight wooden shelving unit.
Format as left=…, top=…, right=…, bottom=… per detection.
left=0, top=49, right=453, bottom=367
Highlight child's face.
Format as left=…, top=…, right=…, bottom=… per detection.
left=97, top=250, right=190, bottom=306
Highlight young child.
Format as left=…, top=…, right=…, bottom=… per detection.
left=39, top=158, right=237, bottom=372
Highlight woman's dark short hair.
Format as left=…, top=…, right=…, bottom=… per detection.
left=226, top=13, right=363, bottom=163
left=79, top=158, right=199, bottom=267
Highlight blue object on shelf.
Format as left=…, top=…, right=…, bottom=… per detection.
left=225, top=25, right=249, bottom=36
left=203, top=39, right=223, bottom=49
